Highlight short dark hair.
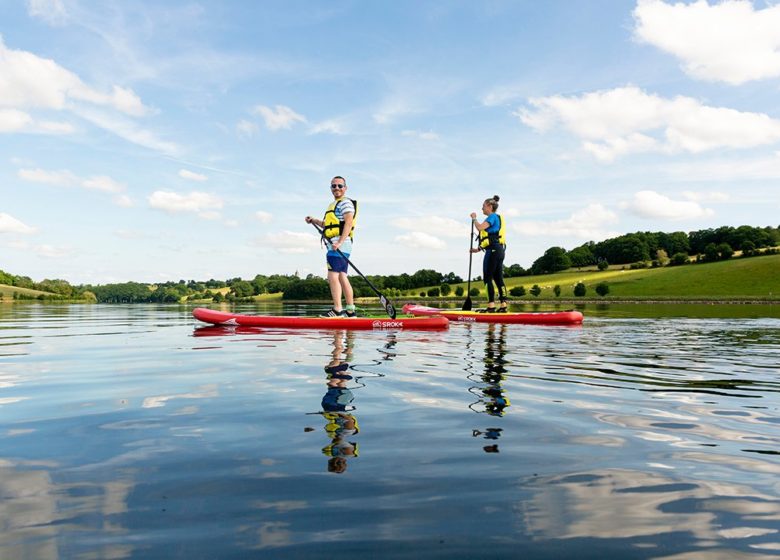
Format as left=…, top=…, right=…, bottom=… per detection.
left=332, top=175, right=347, bottom=186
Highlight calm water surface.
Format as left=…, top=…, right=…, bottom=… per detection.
left=1, top=303, right=779, bottom=559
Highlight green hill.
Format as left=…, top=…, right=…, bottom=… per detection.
left=408, top=254, right=780, bottom=301
left=0, top=284, right=58, bottom=300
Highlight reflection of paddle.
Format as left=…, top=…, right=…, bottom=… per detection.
left=310, top=222, right=397, bottom=319
left=463, top=220, right=475, bottom=310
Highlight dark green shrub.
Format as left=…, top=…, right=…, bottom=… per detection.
left=509, top=286, right=526, bottom=297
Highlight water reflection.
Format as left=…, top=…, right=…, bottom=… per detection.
left=319, top=331, right=359, bottom=473
left=522, top=468, right=780, bottom=554
left=468, top=324, right=510, bottom=453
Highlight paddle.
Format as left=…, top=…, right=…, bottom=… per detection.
left=462, top=220, right=475, bottom=310
left=310, top=222, right=397, bottom=319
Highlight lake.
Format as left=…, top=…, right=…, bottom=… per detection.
left=1, top=303, right=779, bottom=559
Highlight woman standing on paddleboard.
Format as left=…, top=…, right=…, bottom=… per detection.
left=470, top=195, right=508, bottom=313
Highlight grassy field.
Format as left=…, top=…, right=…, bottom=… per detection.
left=0, top=284, right=56, bottom=300
left=405, top=254, right=780, bottom=301
left=3, top=253, right=778, bottom=303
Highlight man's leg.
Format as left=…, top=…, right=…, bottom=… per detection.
left=328, top=270, right=343, bottom=311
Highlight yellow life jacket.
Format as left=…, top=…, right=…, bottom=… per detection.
left=479, top=213, right=505, bottom=249
left=323, top=198, right=358, bottom=240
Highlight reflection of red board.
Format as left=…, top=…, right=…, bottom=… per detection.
left=402, top=304, right=584, bottom=325
left=192, top=308, right=450, bottom=330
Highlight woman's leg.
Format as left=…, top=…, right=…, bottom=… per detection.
left=483, top=250, right=496, bottom=306
left=494, top=247, right=508, bottom=308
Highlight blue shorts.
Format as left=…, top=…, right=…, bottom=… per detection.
left=327, top=254, right=349, bottom=274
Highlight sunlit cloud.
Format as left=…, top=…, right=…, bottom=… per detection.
left=394, top=231, right=447, bottom=250
left=26, top=0, right=69, bottom=26
left=82, top=175, right=124, bottom=193
left=634, top=0, right=780, bottom=85
left=72, top=106, right=180, bottom=156
left=253, top=231, right=320, bottom=254
left=396, top=216, right=468, bottom=238
left=255, top=211, right=273, bottom=224
left=179, top=169, right=207, bottom=182
left=309, top=119, right=347, bottom=135
left=517, top=86, right=780, bottom=162
left=481, top=84, right=527, bottom=107
left=250, top=104, right=307, bottom=131
left=681, top=191, right=730, bottom=203
left=402, top=130, right=440, bottom=141
left=18, top=167, right=127, bottom=198
left=114, top=194, right=134, bottom=207
left=236, top=119, right=258, bottom=138
left=622, top=190, right=715, bottom=220
left=514, top=204, right=620, bottom=239
left=0, top=213, right=37, bottom=234
left=0, top=36, right=151, bottom=116
left=148, top=190, right=224, bottom=220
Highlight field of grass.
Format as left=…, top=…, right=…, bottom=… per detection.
left=0, top=284, right=56, bottom=300
left=405, top=254, right=780, bottom=301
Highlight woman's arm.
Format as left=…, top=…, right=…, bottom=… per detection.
left=470, top=213, right=490, bottom=232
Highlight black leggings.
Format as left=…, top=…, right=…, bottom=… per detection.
left=482, top=246, right=507, bottom=304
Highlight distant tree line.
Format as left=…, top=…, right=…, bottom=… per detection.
left=2, top=224, right=778, bottom=302
left=530, top=225, right=780, bottom=274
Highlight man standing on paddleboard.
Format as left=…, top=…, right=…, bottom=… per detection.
left=305, top=176, right=358, bottom=317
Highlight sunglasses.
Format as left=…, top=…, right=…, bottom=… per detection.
left=330, top=184, right=345, bottom=189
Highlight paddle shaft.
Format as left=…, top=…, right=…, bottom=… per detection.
left=310, top=222, right=397, bottom=319
left=463, top=220, right=475, bottom=310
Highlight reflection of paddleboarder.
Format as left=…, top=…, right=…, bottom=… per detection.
left=469, top=324, right=510, bottom=452
left=320, top=331, right=359, bottom=473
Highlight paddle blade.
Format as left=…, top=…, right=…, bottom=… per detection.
left=380, top=296, right=397, bottom=319
left=462, top=296, right=473, bottom=311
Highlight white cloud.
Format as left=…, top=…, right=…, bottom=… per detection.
left=0, top=213, right=37, bottom=234
left=517, top=86, right=780, bottom=162
left=72, top=106, right=179, bottom=156
left=18, top=168, right=77, bottom=186
left=481, top=84, right=526, bottom=107
left=32, top=243, right=72, bottom=258
left=514, top=204, right=620, bottom=239
left=114, top=194, right=134, bottom=207
left=148, top=191, right=223, bottom=220
left=0, top=108, right=73, bottom=135
left=0, top=109, right=33, bottom=132
left=255, top=211, right=273, bottom=223
left=0, top=36, right=150, bottom=116
left=250, top=104, right=307, bottom=131
left=681, top=191, right=730, bottom=203
left=622, top=190, right=714, bottom=220
left=26, top=0, right=68, bottom=26
left=634, top=0, right=780, bottom=85
left=396, top=216, right=468, bottom=238
left=309, top=119, right=347, bottom=135
left=394, top=231, right=447, bottom=250
left=402, top=130, right=439, bottom=141
left=254, top=231, right=320, bottom=254
left=0, top=37, right=177, bottom=154
left=82, top=175, right=124, bottom=193
left=178, top=169, right=207, bottom=182
left=18, top=167, right=127, bottom=196
left=236, top=119, right=258, bottom=138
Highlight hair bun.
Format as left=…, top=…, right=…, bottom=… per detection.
left=493, top=195, right=500, bottom=202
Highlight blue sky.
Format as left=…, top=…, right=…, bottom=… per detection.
left=2, top=0, right=780, bottom=285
